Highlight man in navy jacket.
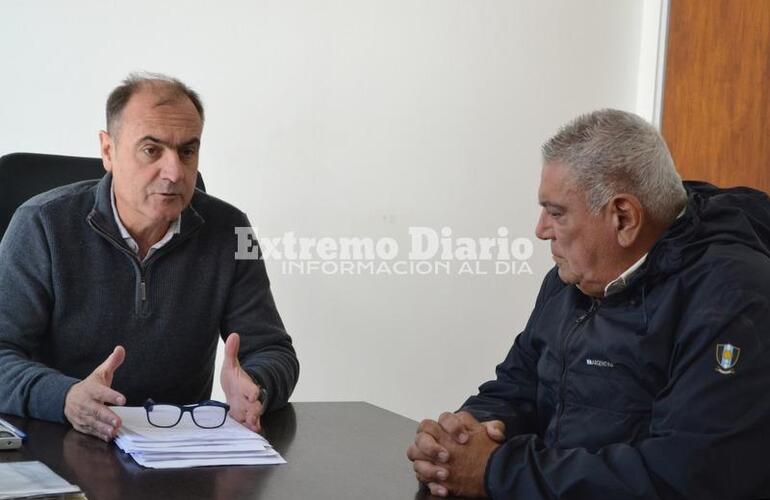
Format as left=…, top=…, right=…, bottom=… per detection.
left=408, top=109, right=770, bottom=499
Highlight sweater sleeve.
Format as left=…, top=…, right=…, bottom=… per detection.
left=460, top=268, right=561, bottom=436
left=219, top=215, right=299, bottom=413
left=483, top=283, right=770, bottom=500
left=0, top=205, right=79, bottom=422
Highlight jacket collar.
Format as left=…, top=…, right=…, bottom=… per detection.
left=87, top=172, right=205, bottom=245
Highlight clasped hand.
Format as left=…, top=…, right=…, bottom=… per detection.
left=64, top=332, right=264, bottom=441
left=406, top=411, right=505, bottom=498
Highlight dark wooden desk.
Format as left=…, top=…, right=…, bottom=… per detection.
left=0, top=402, right=441, bottom=500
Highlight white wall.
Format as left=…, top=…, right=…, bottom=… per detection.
left=636, top=0, right=669, bottom=125
left=0, top=1, right=660, bottom=421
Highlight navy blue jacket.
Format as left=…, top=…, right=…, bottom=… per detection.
left=462, top=182, right=770, bottom=499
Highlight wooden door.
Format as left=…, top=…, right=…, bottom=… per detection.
left=662, top=0, right=770, bottom=193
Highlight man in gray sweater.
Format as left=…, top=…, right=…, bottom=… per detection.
left=0, top=73, right=299, bottom=441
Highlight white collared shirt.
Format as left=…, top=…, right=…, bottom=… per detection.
left=110, top=182, right=180, bottom=262
left=604, top=253, right=648, bottom=297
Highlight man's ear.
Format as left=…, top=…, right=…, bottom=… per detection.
left=609, top=194, right=644, bottom=248
left=99, top=130, right=114, bottom=172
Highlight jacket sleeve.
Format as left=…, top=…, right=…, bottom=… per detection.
left=483, top=279, right=770, bottom=500
left=460, top=269, right=562, bottom=436
left=0, top=206, right=79, bottom=422
left=219, top=215, right=299, bottom=413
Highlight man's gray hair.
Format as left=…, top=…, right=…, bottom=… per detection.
left=106, top=72, right=204, bottom=134
left=542, top=109, right=687, bottom=224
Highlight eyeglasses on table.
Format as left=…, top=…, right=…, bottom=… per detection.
left=143, top=399, right=230, bottom=429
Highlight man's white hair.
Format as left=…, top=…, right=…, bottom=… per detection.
left=541, top=109, right=687, bottom=224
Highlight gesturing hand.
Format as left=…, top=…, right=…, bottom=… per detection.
left=220, top=333, right=263, bottom=432
left=64, top=346, right=127, bottom=442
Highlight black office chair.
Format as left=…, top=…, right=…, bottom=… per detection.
left=0, top=152, right=205, bottom=241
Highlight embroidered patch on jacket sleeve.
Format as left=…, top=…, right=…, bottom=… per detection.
left=715, top=343, right=741, bottom=375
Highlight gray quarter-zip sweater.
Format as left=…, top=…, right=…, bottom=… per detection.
left=0, top=173, right=299, bottom=422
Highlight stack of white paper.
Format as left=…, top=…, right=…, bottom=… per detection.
left=111, top=406, right=286, bottom=469
left=0, top=461, right=85, bottom=499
